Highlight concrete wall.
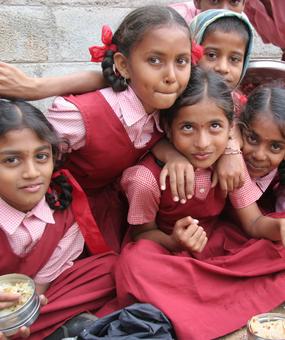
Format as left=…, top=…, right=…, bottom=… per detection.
left=0, top=0, right=282, bottom=110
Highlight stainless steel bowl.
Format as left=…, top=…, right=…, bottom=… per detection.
left=240, top=59, right=285, bottom=95
left=247, top=313, right=285, bottom=340
left=0, top=274, right=40, bottom=336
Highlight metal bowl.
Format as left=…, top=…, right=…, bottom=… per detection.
left=0, top=273, right=40, bottom=336
left=240, top=59, right=285, bottom=95
left=247, top=313, right=285, bottom=340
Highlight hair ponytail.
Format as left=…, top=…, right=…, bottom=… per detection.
left=102, top=50, right=128, bottom=92
left=46, top=171, right=73, bottom=211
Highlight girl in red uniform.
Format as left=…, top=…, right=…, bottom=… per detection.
left=0, top=100, right=116, bottom=340
left=239, top=85, right=285, bottom=214
left=115, top=67, right=285, bottom=340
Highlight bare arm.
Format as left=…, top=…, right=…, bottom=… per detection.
left=132, top=216, right=207, bottom=253
left=235, top=202, right=285, bottom=245
left=0, top=62, right=106, bottom=100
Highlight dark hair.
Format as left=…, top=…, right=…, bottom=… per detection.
left=102, top=5, right=190, bottom=92
left=161, top=66, right=234, bottom=127
left=239, top=86, right=285, bottom=138
left=239, top=86, right=285, bottom=184
left=202, top=16, right=249, bottom=46
left=0, top=100, right=72, bottom=210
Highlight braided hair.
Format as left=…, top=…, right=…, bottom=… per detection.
left=102, top=5, right=190, bottom=92
left=0, top=99, right=72, bottom=211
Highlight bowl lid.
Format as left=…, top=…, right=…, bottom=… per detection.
left=240, top=59, right=285, bottom=95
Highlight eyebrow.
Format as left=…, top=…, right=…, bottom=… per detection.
left=146, top=49, right=190, bottom=56
left=0, top=144, right=51, bottom=155
left=245, top=130, right=285, bottom=145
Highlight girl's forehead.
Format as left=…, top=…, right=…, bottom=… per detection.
left=135, top=25, right=191, bottom=52
left=142, top=24, right=190, bottom=40
left=203, top=29, right=247, bottom=51
left=248, top=113, right=285, bottom=138
left=0, top=128, right=48, bottom=147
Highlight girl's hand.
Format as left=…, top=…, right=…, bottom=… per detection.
left=172, top=216, right=207, bottom=252
left=212, top=153, right=245, bottom=196
left=0, top=62, right=36, bottom=100
left=0, top=293, right=30, bottom=339
left=160, top=157, right=195, bottom=204
left=0, top=292, right=20, bottom=310
left=0, top=294, right=47, bottom=339
left=0, top=326, right=30, bottom=340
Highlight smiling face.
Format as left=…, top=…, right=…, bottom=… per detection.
left=199, top=29, right=246, bottom=89
left=116, top=25, right=191, bottom=114
left=0, top=128, right=54, bottom=212
left=242, top=113, right=285, bottom=178
left=194, top=0, right=245, bottom=12
left=167, top=98, right=231, bottom=169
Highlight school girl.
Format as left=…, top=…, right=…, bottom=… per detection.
left=114, top=67, right=285, bottom=340
left=239, top=85, right=285, bottom=214
left=0, top=100, right=116, bottom=340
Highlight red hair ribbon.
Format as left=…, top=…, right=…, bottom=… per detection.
left=191, top=40, right=204, bottom=65
left=239, top=94, right=248, bottom=105
left=89, top=25, right=117, bottom=62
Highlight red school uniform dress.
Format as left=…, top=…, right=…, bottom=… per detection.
left=0, top=174, right=117, bottom=340
left=47, top=87, right=163, bottom=252
left=115, top=154, right=285, bottom=340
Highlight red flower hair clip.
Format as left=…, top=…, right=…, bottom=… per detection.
left=89, top=25, right=117, bottom=62
left=191, top=40, right=204, bottom=65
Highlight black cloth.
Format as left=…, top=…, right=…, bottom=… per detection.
left=78, top=303, right=175, bottom=339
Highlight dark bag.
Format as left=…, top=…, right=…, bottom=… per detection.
left=78, top=303, right=176, bottom=339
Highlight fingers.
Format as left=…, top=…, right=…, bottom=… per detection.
left=219, top=172, right=245, bottom=197
left=184, top=165, right=194, bottom=199
left=168, top=171, right=180, bottom=202
left=237, top=172, right=245, bottom=189
left=174, top=216, right=197, bottom=231
left=160, top=163, right=195, bottom=203
left=174, top=217, right=207, bottom=253
left=175, top=169, right=188, bottom=204
left=182, top=224, right=207, bottom=252
left=0, top=332, right=8, bottom=340
left=39, top=294, right=48, bottom=306
left=0, top=293, right=20, bottom=309
left=211, top=172, right=218, bottom=188
left=218, top=178, right=229, bottom=198
left=214, top=153, right=246, bottom=195
left=0, top=326, right=30, bottom=340
left=159, top=167, right=169, bottom=192
left=18, top=326, right=30, bottom=338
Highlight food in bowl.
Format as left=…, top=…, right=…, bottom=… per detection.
left=247, top=313, right=285, bottom=340
left=0, top=280, right=34, bottom=316
left=0, top=274, right=40, bottom=336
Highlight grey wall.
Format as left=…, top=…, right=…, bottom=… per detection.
left=0, top=0, right=282, bottom=110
